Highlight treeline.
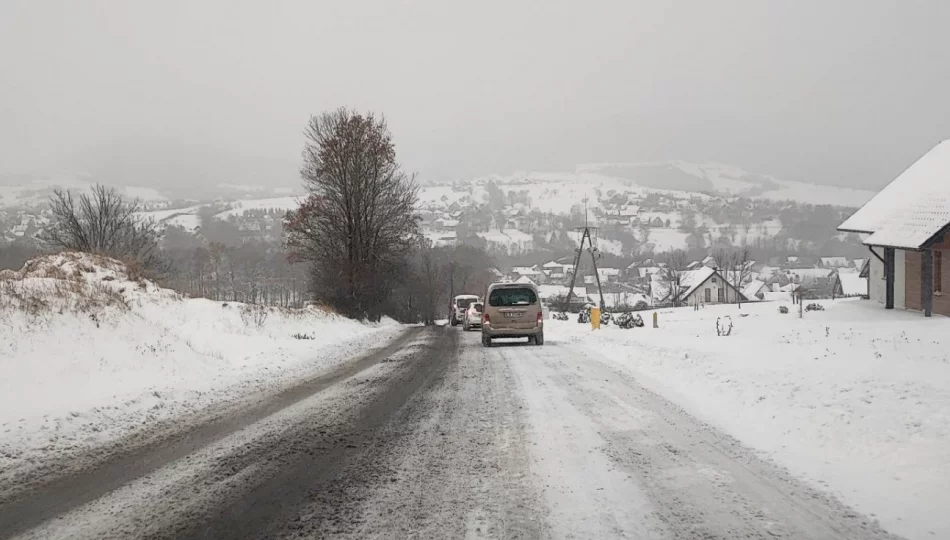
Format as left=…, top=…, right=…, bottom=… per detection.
left=161, top=227, right=309, bottom=308
left=27, top=105, right=498, bottom=326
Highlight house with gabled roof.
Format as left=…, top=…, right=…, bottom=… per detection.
left=649, top=266, right=746, bottom=307
left=838, top=140, right=950, bottom=317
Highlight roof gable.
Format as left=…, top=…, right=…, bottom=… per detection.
left=839, top=140, right=950, bottom=248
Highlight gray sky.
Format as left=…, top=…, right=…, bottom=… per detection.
left=2, top=0, right=950, bottom=191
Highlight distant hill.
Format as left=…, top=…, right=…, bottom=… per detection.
left=577, top=162, right=875, bottom=207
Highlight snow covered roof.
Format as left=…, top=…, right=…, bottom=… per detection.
left=637, top=266, right=662, bottom=278
left=742, top=279, right=768, bottom=300
left=820, top=257, right=850, bottom=267
left=650, top=266, right=728, bottom=305
left=542, top=261, right=562, bottom=268
left=786, top=268, right=836, bottom=280
left=510, top=266, right=541, bottom=276
left=839, top=140, right=950, bottom=248
left=514, top=275, right=537, bottom=286
left=597, top=268, right=621, bottom=276
left=537, top=285, right=587, bottom=300
left=678, top=267, right=718, bottom=299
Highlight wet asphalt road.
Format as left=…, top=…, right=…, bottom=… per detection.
left=1, top=326, right=904, bottom=540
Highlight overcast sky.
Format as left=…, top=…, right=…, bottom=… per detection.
left=2, top=0, right=950, bottom=190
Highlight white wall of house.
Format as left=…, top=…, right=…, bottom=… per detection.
left=869, top=254, right=885, bottom=304
left=868, top=249, right=906, bottom=308
left=684, top=275, right=741, bottom=305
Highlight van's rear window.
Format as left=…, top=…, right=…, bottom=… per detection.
left=489, top=288, right=537, bottom=307
left=457, top=298, right=475, bottom=310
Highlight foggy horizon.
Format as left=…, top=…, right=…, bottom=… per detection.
left=3, top=0, right=950, bottom=191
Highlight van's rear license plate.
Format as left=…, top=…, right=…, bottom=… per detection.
left=504, top=312, right=521, bottom=318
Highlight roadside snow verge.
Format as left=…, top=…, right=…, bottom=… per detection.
left=0, top=252, right=404, bottom=493
left=549, top=299, right=950, bottom=540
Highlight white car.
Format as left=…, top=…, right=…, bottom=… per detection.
left=463, top=302, right=484, bottom=331
left=451, top=294, right=480, bottom=327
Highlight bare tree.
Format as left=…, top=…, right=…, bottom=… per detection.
left=658, top=249, right=689, bottom=307
left=42, top=184, right=163, bottom=271
left=715, top=246, right=752, bottom=308
left=284, top=108, right=419, bottom=320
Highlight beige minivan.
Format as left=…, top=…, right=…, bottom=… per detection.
left=481, top=282, right=544, bottom=347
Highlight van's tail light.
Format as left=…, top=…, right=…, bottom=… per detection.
left=537, top=311, right=543, bottom=324
left=483, top=313, right=490, bottom=324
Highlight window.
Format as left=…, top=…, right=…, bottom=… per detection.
left=704, top=288, right=711, bottom=303
left=712, top=277, right=718, bottom=284
left=489, top=287, right=538, bottom=307
left=936, top=251, right=943, bottom=293
left=718, top=288, right=725, bottom=303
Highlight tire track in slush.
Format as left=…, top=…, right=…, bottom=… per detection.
left=160, top=327, right=461, bottom=539
left=1, top=327, right=422, bottom=539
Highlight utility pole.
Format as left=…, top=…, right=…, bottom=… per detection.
left=565, top=201, right=606, bottom=311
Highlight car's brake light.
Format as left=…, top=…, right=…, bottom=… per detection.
left=537, top=311, right=543, bottom=324
left=483, top=313, right=490, bottom=324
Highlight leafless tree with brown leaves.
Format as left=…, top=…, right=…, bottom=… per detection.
left=284, top=108, right=419, bottom=320
left=42, top=184, right=163, bottom=271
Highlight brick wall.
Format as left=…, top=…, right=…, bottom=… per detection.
left=904, top=237, right=950, bottom=316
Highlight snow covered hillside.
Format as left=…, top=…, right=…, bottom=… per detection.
left=421, top=161, right=874, bottom=212
left=550, top=300, right=950, bottom=540
left=0, top=253, right=403, bottom=486
left=579, top=161, right=876, bottom=207
left=0, top=174, right=167, bottom=209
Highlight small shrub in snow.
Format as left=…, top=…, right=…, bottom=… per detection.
left=779, top=306, right=789, bottom=314
left=615, top=312, right=644, bottom=329
left=805, top=303, right=825, bottom=312
left=240, top=304, right=269, bottom=328
left=292, top=332, right=315, bottom=340
left=633, top=300, right=650, bottom=311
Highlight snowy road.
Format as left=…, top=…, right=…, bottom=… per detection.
left=1, top=327, right=904, bottom=539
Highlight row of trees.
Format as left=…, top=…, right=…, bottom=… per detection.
left=32, top=108, right=492, bottom=324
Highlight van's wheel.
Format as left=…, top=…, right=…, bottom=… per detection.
left=527, top=335, right=536, bottom=345
left=482, top=335, right=492, bottom=347
left=535, top=332, right=544, bottom=346
left=451, top=318, right=458, bottom=327
left=463, top=323, right=470, bottom=331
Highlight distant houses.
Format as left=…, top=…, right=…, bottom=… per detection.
left=838, top=140, right=950, bottom=317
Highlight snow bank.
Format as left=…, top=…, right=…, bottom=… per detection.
left=550, top=300, right=950, bottom=540
left=0, top=253, right=402, bottom=479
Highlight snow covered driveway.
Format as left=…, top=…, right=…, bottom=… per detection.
left=2, top=324, right=906, bottom=539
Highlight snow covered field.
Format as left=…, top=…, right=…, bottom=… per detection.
left=0, top=253, right=402, bottom=488
left=550, top=299, right=950, bottom=540
left=214, top=196, right=300, bottom=218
